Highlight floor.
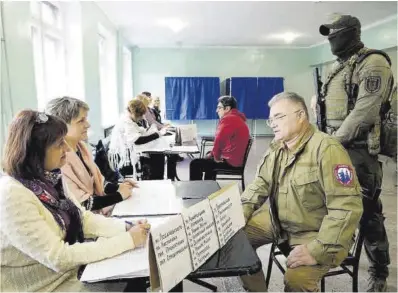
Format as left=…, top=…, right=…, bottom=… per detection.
left=174, top=136, right=397, bottom=292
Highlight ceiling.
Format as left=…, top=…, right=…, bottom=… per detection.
left=96, top=1, right=397, bottom=48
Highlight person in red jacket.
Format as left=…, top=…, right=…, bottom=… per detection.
left=189, top=96, right=250, bottom=180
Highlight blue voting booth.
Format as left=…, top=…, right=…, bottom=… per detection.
left=165, top=77, right=220, bottom=120
left=224, top=77, right=284, bottom=119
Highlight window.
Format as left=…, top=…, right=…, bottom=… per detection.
left=31, top=1, right=84, bottom=110
left=31, top=1, right=66, bottom=110
left=98, top=24, right=118, bottom=127
left=122, top=46, right=133, bottom=107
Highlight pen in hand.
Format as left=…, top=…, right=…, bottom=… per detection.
left=125, top=219, right=149, bottom=230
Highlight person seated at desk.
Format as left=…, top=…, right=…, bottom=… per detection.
left=108, top=99, right=168, bottom=180
left=140, top=92, right=176, bottom=132
left=141, top=92, right=164, bottom=126
left=152, top=96, right=162, bottom=124
left=138, top=93, right=169, bottom=131
left=0, top=110, right=149, bottom=292
left=189, top=95, right=250, bottom=180
left=145, top=94, right=184, bottom=162
left=46, top=97, right=134, bottom=215
left=144, top=93, right=167, bottom=127
left=239, top=92, right=363, bottom=292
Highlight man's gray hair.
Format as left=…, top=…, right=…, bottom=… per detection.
left=268, top=92, right=309, bottom=119
left=45, top=96, right=89, bottom=124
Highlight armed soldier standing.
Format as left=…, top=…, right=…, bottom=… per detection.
left=314, top=14, right=394, bottom=291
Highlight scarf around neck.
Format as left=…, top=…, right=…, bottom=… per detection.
left=16, top=170, right=84, bottom=244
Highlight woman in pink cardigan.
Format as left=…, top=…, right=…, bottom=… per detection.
left=46, top=97, right=135, bottom=214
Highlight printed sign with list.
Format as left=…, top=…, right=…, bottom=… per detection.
left=182, top=199, right=220, bottom=270
left=209, top=183, right=246, bottom=246
left=149, top=215, right=192, bottom=292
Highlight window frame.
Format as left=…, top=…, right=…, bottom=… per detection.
left=31, top=1, right=68, bottom=110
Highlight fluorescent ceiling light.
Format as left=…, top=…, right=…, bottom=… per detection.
left=267, top=32, right=302, bottom=44
left=157, top=18, right=187, bottom=33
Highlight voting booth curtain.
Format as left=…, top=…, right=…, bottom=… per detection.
left=165, top=77, right=220, bottom=120
left=225, top=77, right=284, bottom=119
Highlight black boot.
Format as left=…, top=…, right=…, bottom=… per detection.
left=367, top=277, right=387, bottom=292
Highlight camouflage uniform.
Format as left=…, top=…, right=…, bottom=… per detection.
left=240, top=125, right=363, bottom=292
left=319, top=14, right=392, bottom=290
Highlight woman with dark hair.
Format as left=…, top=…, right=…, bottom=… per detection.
left=0, top=110, right=149, bottom=292
left=46, top=96, right=135, bottom=215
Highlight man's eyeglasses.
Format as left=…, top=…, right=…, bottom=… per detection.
left=266, top=109, right=302, bottom=126
left=216, top=106, right=225, bottom=110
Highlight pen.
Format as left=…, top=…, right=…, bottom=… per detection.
left=125, top=221, right=151, bottom=230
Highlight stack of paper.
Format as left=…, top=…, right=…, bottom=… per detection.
left=112, top=180, right=183, bottom=216
left=80, top=216, right=170, bottom=283
left=80, top=249, right=148, bottom=282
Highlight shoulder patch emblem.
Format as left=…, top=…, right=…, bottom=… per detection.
left=334, top=164, right=354, bottom=186
left=365, top=76, right=381, bottom=93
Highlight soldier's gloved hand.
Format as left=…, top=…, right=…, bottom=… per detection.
left=286, top=244, right=317, bottom=268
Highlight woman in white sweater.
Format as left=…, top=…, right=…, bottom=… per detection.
left=0, top=110, right=149, bottom=292
left=108, top=99, right=168, bottom=179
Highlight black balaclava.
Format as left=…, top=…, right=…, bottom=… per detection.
left=320, top=15, right=364, bottom=61
left=328, top=27, right=364, bottom=60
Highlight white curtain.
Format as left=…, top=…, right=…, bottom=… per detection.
left=0, top=2, right=15, bottom=169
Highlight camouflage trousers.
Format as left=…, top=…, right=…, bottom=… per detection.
left=347, top=148, right=390, bottom=279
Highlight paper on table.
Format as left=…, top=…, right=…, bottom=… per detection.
left=80, top=249, right=148, bottom=283
left=134, top=134, right=176, bottom=153
left=170, top=145, right=199, bottom=153
left=80, top=216, right=171, bottom=283
left=112, top=180, right=183, bottom=216
left=178, top=124, right=197, bottom=143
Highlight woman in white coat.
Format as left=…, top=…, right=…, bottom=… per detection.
left=108, top=99, right=168, bottom=179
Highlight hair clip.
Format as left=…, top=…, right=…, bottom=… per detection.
left=36, top=112, right=49, bottom=124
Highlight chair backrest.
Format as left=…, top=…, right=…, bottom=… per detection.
left=241, top=137, right=254, bottom=169
left=93, top=139, right=121, bottom=183
left=104, top=125, right=115, bottom=138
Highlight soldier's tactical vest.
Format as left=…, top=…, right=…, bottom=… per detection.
left=322, top=48, right=396, bottom=158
